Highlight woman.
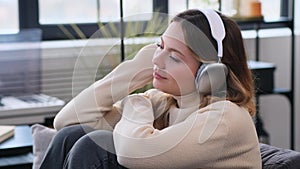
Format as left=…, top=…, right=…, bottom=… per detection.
left=40, top=9, right=261, bottom=169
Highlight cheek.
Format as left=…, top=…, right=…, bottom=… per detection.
left=168, top=65, right=196, bottom=87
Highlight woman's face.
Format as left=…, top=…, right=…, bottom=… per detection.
left=152, top=21, right=200, bottom=96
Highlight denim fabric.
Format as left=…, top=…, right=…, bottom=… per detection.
left=40, top=125, right=127, bottom=169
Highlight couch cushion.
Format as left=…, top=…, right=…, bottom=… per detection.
left=31, top=124, right=57, bottom=169
left=260, top=143, right=300, bottom=169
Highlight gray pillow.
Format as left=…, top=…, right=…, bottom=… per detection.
left=31, top=124, right=57, bottom=169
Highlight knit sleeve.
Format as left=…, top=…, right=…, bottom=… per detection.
left=53, top=44, right=157, bottom=130
left=113, top=94, right=200, bottom=168
left=113, top=97, right=261, bottom=169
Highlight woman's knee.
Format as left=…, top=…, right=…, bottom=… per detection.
left=64, top=131, right=112, bottom=167
left=76, top=130, right=115, bottom=153
left=65, top=130, right=127, bottom=169
left=89, top=130, right=116, bottom=154
left=52, top=124, right=94, bottom=146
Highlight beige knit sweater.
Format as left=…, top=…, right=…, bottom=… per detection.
left=53, top=44, right=262, bottom=169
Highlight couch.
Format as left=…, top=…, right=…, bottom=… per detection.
left=31, top=124, right=300, bottom=169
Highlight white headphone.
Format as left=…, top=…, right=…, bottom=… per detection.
left=195, top=9, right=228, bottom=94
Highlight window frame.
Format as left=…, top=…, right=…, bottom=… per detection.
left=18, top=0, right=168, bottom=40
left=17, top=0, right=291, bottom=41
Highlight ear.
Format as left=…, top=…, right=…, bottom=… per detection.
left=195, top=63, right=228, bottom=94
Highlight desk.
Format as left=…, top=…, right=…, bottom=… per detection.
left=0, top=125, right=33, bottom=169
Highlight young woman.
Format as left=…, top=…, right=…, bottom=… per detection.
left=40, top=9, right=261, bottom=169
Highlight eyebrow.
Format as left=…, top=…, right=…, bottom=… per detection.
left=161, top=37, right=185, bottom=57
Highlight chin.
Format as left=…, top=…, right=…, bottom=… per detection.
left=153, top=82, right=162, bottom=91
left=153, top=80, right=179, bottom=95
left=153, top=85, right=175, bottom=95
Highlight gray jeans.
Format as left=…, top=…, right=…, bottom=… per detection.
left=40, top=125, right=127, bottom=169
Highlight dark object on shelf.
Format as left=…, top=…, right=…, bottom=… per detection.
left=248, top=60, right=276, bottom=94
left=232, top=16, right=264, bottom=22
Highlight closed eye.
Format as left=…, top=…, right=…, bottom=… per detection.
left=169, top=55, right=181, bottom=63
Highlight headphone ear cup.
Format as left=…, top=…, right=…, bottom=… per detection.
left=195, top=63, right=207, bottom=91
left=195, top=63, right=228, bottom=94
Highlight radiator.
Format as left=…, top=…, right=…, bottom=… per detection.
left=40, top=42, right=121, bottom=102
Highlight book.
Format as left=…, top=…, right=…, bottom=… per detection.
left=0, top=125, right=15, bottom=143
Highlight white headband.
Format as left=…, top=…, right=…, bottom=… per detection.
left=199, top=9, right=226, bottom=60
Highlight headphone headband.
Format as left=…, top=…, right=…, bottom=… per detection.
left=199, top=9, right=225, bottom=60
left=195, top=9, right=228, bottom=94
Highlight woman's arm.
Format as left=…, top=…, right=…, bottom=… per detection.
left=113, top=94, right=260, bottom=169
left=113, top=94, right=223, bottom=168
left=53, top=44, right=157, bottom=130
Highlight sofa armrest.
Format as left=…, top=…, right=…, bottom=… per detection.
left=260, top=143, right=300, bottom=169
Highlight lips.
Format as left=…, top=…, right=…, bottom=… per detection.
left=153, top=71, right=167, bottom=80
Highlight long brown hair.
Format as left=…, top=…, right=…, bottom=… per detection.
left=172, top=9, right=256, bottom=116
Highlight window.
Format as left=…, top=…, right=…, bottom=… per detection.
left=2, top=0, right=292, bottom=40
left=168, top=0, right=187, bottom=17
left=98, top=0, right=120, bottom=22
left=169, top=0, right=285, bottom=20
left=261, top=0, right=281, bottom=19
left=39, top=0, right=98, bottom=24
left=168, top=0, right=219, bottom=17
left=188, top=0, right=219, bottom=10
left=0, top=0, right=19, bottom=34
left=35, top=0, right=155, bottom=40
left=38, top=0, right=153, bottom=25
left=123, top=0, right=153, bottom=21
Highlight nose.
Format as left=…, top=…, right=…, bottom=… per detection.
left=152, top=49, right=167, bottom=69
